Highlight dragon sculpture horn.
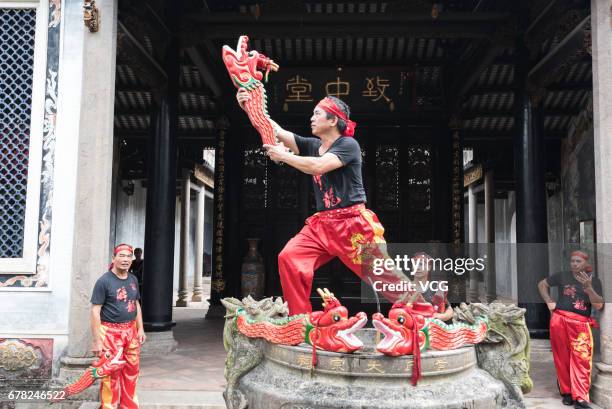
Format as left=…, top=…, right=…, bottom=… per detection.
left=317, top=288, right=340, bottom=311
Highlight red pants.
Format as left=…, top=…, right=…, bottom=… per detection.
left=550, top=310, right=594, bottom=402
left=278, top=204, right=408, bottom=315
left=99, top=321, right=140, bottom=409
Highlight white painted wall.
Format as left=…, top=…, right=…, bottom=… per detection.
left=0, top=0, right=117, bottom=374
left=111, top=183, right=214, bottom=296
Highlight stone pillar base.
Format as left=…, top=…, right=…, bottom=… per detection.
left=205, top=304, right=225, bottom=319
left=139, top=330, right=178, bottom=356
left=529, top=338, right=552, bottom=362
left=592, top=362, right=612, bottom=408
left=191, top=290, right=203, bottom=302
left=175, top=289, right=189, bottom=307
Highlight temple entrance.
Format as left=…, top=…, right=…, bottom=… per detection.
left=109, top=0, right=596, bottom=349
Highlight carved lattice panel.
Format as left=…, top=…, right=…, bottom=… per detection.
left=406, top=146, right=432, bottom=213
left=375, top=145, right=400, bottom=211
left=242, top=147, right=268, bottom=210
left=0, top=9, right=36, bottom=258
left=273, top=163, right=299, bottom=209
left=414, top=66, right=443, bottom=109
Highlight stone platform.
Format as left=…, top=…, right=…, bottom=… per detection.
left=238, top=329, right=511, bottom=409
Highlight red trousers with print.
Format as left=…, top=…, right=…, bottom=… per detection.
left=550, top=310, right=595, bottom=402
left=278, top=203, right=409, bottom=315
left=99, top=321, right=140, bottom=409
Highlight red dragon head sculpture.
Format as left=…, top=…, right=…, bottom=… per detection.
left=372, top=303, right=431, bottom=356
left=222, top=35, right=279, bottom=89
left=308, top=288, right=367, bottom=353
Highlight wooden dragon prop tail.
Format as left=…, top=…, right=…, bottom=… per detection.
left=50, top=348, right=126, bottom=402
left=222, top=35, right=279, bottom=146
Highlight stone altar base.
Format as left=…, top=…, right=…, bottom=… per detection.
left=237, top=329, right=513, bottom=409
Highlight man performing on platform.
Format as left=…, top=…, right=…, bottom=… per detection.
left=538, top=250, right=604, bottom=409
left=237, top=89, right=408, bottom=315
left=90, top=244, right=146, bottom=409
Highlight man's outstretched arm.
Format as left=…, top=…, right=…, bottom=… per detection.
left=264, top=145, right=343, bottom=175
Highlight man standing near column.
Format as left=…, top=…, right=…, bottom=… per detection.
left=538, top=250, right=604, bottom=408
left=237, top=89, right=409, bottom=315
left=91, top=244, right=146, bottom=409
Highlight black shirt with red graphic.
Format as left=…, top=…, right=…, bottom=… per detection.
left=91, top=271, right=140, bottom=323
left=294, top=134, right=366, bottom=211
left=546, top=271, right=603, bottom=317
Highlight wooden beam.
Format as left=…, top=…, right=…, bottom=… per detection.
left=116, top=85, right=215, bottom=97
left=180, top=12, right=511, bottom=41
left=116, top=21, right=167, bottom=88
left=115, top=130, right=218, bottom=140
left=450, top=40, right=503, bottom=110
left=470, top=81, right=592, bottom=95
left=462, top=107, right=580, bottom=118
left=186, top=46, right=223, bottom=98
left=115, top=110, right=219, bottom=118
left=525, top=0, right=588, bottom=53
left=462, top=130, right=565, bottom=140
left=528, top=16, right=591, bottom=89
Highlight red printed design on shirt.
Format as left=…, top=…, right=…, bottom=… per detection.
left=563, top=285, right=577, bottom=298
left=116, top=287, right=127, bottom=302
left=126, top=300, right=136, bottom=313
left=573, top=299, right=587, bottom=311
left=323, top=187, right=341, bottom=208
left=313, top=175, right=323, bottom=191
left=131, top=282, right=137, bottom=292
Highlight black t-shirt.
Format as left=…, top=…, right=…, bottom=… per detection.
left=294, top=134, right=366, bottom=211
left=547, top=271, right=603, bottom=317
left=90, top=271, right=140, bottom=323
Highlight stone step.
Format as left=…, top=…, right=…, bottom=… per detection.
left=138, top=390, right=225, bottom=409
left=75, top=391, right=225, bottom=409
left=530, top=338, right=553, bottom=362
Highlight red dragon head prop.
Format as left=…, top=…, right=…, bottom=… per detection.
left=222, top=35, right=279, bottom=146
left=308, top=288, right=367, bottom=353
left=372, top=303, right=430, bottom=357
left=222, top=35, right=279, bottom=88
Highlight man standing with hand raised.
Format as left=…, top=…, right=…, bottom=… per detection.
left=538, top=250, right=604, bottom=409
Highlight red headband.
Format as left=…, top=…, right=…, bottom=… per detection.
left=316, top=97, right=356, bottom=137
left=113, top=244, right=134, bottom=256
left=571, top=250, right=589, bottom=261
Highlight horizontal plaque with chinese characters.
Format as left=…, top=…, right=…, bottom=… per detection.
left=267, top=67, right=443, bottom=114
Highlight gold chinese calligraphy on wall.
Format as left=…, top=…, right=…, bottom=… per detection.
left=362, top=76, right=394, bottom=111
left=283, top=75, right=313, bottom=111
left=270, top=67, right=435, bottom=114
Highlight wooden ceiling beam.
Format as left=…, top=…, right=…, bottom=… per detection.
left=462, top=107, right=580, bottom=118
left=528, top=15, right=591, bottom=90
left=186, top=46, right=223, bottom=98
left=115, top=130, right=218, bottom=140
left=180, top=12, right=511, bottom=42
left=116, top=21, right=167, bottom=89
left=525, top=0, right=589, bottom=54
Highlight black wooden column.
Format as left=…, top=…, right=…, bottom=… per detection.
left=514, top=40, right=549, bottom=338
left=448, top=116, right=467, bottom=303
left=142, top=3, right=180, bottom=332
left=206, top=119, right=231, bottom=318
